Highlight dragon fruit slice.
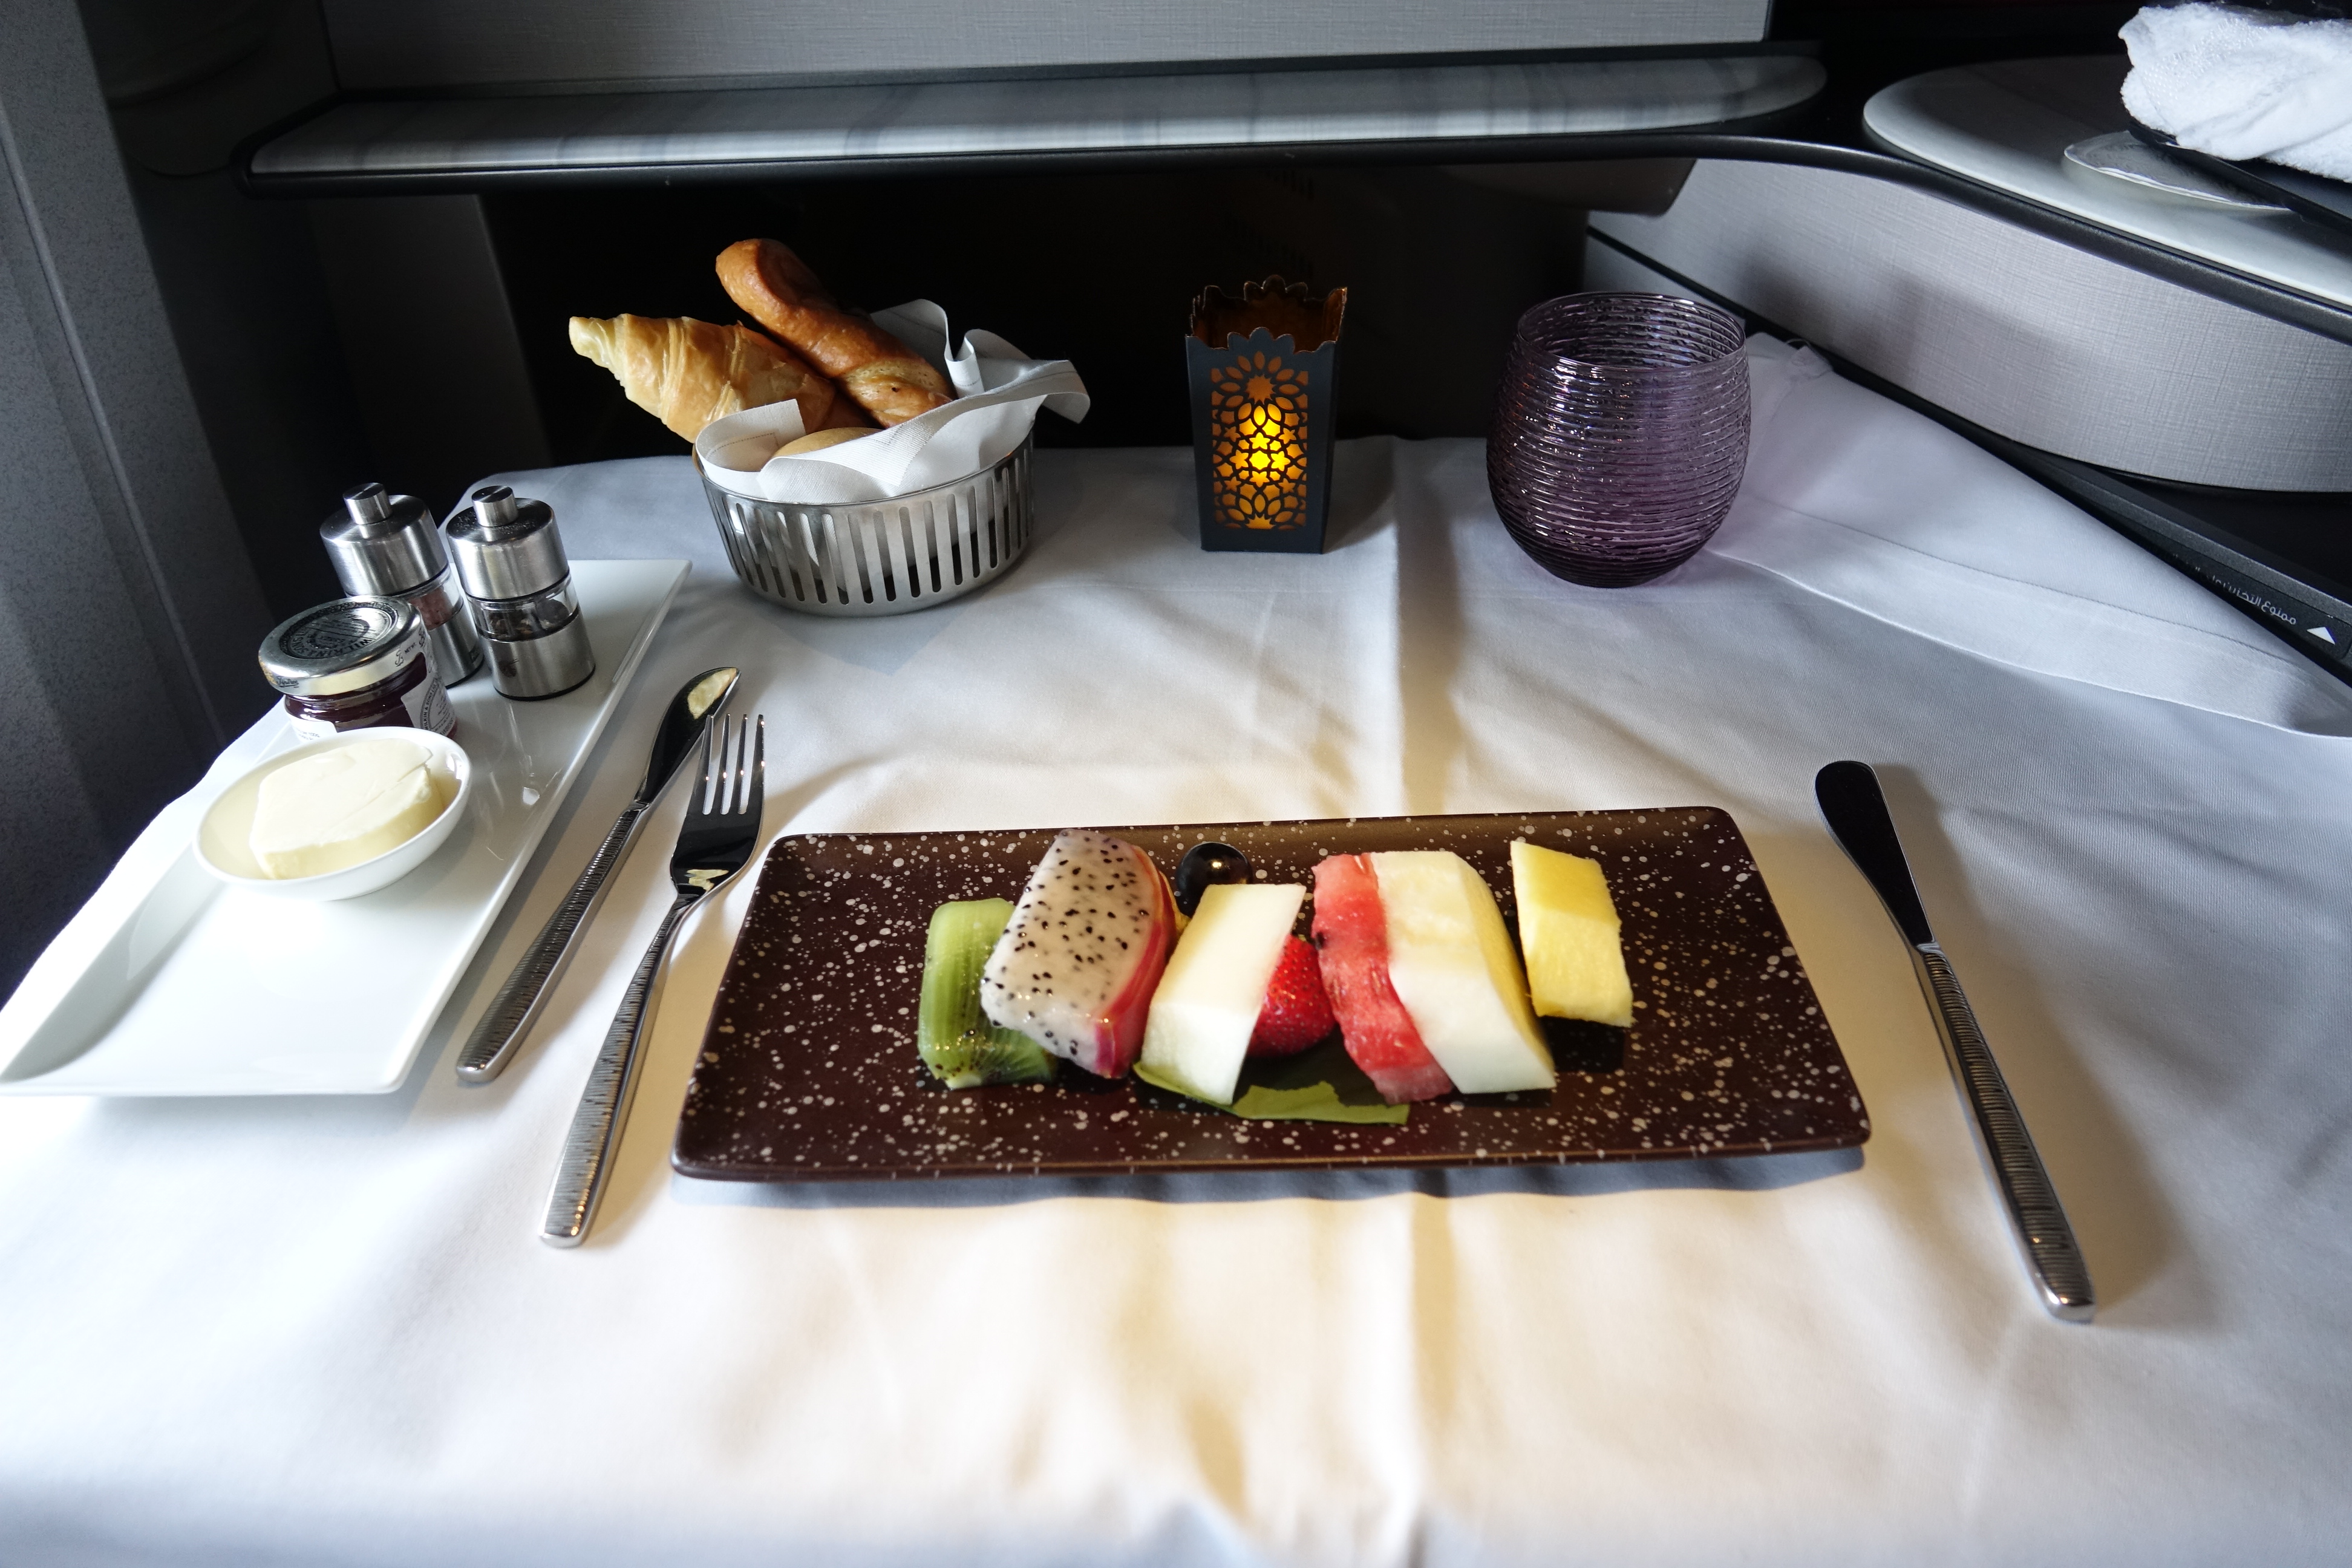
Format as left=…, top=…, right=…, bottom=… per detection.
left=979, top=829, right=1177, bottom=1077
left=1310, top=853, right=1456, bottom=1103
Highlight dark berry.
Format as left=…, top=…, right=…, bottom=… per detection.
left=1174, top=841, right=1252, bottom=916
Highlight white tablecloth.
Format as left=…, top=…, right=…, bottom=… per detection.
left=5, top=351, right=2351, bottom=1566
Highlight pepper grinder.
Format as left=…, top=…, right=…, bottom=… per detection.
left=321, top=482, right=484, bottom=687
left=444, top=485, right=596, bottom=700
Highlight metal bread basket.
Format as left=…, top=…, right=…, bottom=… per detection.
left=699, top=435, right=1034, bottom=617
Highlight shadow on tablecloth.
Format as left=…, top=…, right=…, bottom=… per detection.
left=670, top=1146, right=1864, bottom=1210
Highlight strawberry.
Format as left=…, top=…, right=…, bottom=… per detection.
left=1249, top=936, right=1338, bottom=1056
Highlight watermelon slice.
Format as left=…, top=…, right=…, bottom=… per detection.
left=1310, top=853, right=1455, bottom=1103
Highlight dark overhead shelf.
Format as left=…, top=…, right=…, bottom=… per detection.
left=239, top=48, right=2352, bottom=349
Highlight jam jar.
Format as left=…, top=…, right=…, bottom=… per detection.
left=257, top=596, right=458, bottom=739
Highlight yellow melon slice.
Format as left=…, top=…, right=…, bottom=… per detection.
left=1509, top=840, right=1635, bottom=1028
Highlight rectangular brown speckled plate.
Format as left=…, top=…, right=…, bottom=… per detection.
left=672, top=810, right=1869, bottom=1181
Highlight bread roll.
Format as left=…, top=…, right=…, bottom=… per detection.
left=716, top=239, right=953, bottom=426
left=780, top=427, right=875, bottom=456
left=567, top=313, right=864, bottom=441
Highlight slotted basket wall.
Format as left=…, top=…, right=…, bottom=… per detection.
left=699, top=436, right=1033, bottom=616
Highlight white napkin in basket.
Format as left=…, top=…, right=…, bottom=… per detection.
left=694, top=302, right=1089, bottom=504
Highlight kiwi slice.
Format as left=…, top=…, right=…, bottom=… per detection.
left=918, top=898, right=1056, bottom=1089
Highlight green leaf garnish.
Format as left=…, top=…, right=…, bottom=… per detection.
left=1134, top=1035, right=1409, bottom=1125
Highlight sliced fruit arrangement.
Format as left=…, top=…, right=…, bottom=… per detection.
left=978, top=828, right=1178, bottom=1078
left=917, top=899, right=1057, bottom=1088
left=913, top=828, right=1633, bottom=1118
left=1139, top=881, right=1307, bottom=1105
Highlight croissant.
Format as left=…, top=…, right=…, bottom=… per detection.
left=716, top=239, right=953, bottom=426
left=567, top=313, right=866, bottom=442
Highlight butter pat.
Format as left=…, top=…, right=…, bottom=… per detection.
left=1509, top=839, right=1635, bottom=1027
left=250, top=739, right=446, bottom=879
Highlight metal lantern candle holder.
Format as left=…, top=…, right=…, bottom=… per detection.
left=1186, top=276, right=1347, bottom=554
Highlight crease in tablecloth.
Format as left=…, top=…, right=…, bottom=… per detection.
left=1705, top=336, right=2352, bottom=738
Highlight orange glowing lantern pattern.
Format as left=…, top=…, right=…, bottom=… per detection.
left=1207, top=354, right=1311, bottom=529
left=1186, top=276, right=1347, bottom=554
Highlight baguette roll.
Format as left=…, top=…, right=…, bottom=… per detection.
left=716, top=239, right=953, bottom=426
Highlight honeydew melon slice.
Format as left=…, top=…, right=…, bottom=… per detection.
left=1368, top=851, right=1556, bottom=1095
left=1138, top=881, right=1305, bottom=1105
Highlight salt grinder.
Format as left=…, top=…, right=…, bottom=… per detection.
left=320, top=482, right=484, bottom=685
left=444, top=484, right=596, bottom=700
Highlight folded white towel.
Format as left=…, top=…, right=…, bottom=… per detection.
left=2122, top=3, right=2352, bottom=181
left=1713, top=336, right=2352, bottom=736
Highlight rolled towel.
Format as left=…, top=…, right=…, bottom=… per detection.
left=2122, top=3, right=2352, bottom=181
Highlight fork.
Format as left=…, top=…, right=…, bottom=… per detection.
left=542, top=713, right=766, bottom=1247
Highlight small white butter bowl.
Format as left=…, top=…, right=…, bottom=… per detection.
left=195, top=730, right=472, bottom=901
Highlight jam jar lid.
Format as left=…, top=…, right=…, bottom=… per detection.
left=258, top=596, right=427, bottom=697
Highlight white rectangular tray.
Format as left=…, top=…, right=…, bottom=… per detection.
left=0, top=558, right=687, bottom=1097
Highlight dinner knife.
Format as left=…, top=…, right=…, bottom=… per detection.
left=1814, top=761, right=2096, bottom=1324
left=456, top=666, right=740, bottom=1084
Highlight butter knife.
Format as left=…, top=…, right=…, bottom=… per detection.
left=457, top=666, right=740, bottom=1083
left=1814, top=761, right=2096, bottom=1324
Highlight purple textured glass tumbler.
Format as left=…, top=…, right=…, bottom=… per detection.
left=1488, top=292, right=1749, bottom=587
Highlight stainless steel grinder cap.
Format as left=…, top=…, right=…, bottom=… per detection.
left=444, top=485, right=595, bottom=700
left=322, top=482, right=483, bottom=686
